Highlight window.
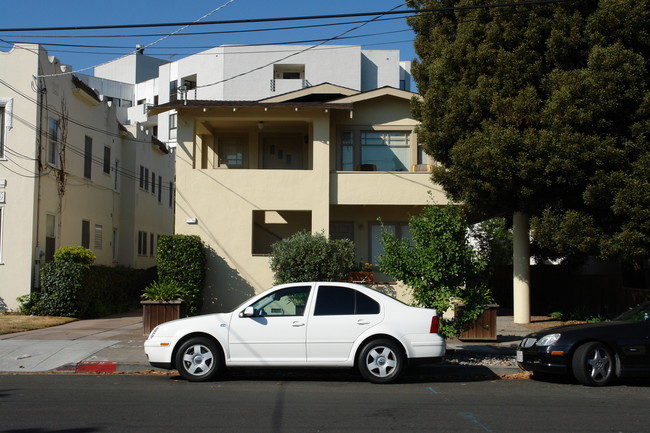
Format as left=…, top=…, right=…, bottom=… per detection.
left=169, top=81, right=178, bottom=103
left=314, top=286, right=380, bottom=316
left=112, top=228, right=118, bottom=262
left=140, top=167, right=149, bottom=191
left=81, top=220, right=90, bottom=249
left=137, top=231, right=148, bottom=256
left=361, top=131, right=410, bottom=171
left=149, top=233, right=154, bottom=257
left=0, top=106, right=5, bottom=159
left=157, top=175, right=162, bottom=202
left=151, top=171, right=156, bottom=195
left=103, top=146, right=111, bottom=174
left=84, top=136, right=92, bottom=179
left=341, top=131, right=354, bottom=171
left=139, top=166, right=144, bottom=189
left=47, top=117, right=59, bottom=167
left=94, top=224, right=103, bottom=249
left=169, top=182, right=174, bottom=208
left=370, top=222, right=411, bottom=266
left=330, top=221, right=354, bottom=241
left=250, top=286, right=311, bottom=317
left=114, top=160, right=120, bottom=191
left=220, top=136, right=246, bottom=168
left=45, top=214, right=56, bottom=263
left=0, top=98, right=12, bottom=160
left=169, top=113, right=177, bottom=141
left=0, top=206, right=4, bottom=263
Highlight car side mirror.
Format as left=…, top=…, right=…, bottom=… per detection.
left=240, top=306, right=255, bottom=318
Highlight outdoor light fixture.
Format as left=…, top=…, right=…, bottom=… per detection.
left=258, top=121, right=264, bottom=130
left=185, top=217, right=198, bottom=224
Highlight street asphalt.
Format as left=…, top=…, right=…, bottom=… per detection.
left=0, top=310, right=531, bottom=377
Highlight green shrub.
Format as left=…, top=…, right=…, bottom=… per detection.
left=53, top=246, right=96, bottom=265
left=82, top=265, right=155, bottom=318
left=378, top=206, right=493, bottom=338
left=39, top=260, right=89, bottom=317
left=142, top=280, right=183, bottom=302
left=270, top=231, right=355, bottom=285
left=17, top=292, right=43, bottom=315
left=157, top=235, right=206, bottom=315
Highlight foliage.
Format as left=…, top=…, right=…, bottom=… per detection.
left=377, top=206, right=493, bottom=337
left=142, top=280, right=183, bottom=302
left=407, top=0, right=650, bottom=264
left=470, top=217, right=513, bottom=269
left=270, top=231, right=355, bottom=285
left=38, top=260, right=88, bottom=317
left=53, top=246, right=96, bottom=265
left=157, top=235, right=206, bottom=315
left=18, top=262, right=154, bottom=318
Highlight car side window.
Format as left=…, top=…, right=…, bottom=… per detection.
left=314, top=285, right=380, bottom=316
left=250, top=286, right=311, bottom=317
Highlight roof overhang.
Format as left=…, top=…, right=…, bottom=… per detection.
left=148, top=100, right=353, bottom=116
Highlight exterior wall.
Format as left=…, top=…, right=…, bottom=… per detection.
left=173, top=107, right=333, bottom=311
left=0, top=44, right=174, bottom=311
left=0, top=44, right=40, bottom=312
left=94, top=53, right=168, bottom=85
left=360, top=50, right=401, bottom=92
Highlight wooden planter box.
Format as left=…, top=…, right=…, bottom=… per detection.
left=459, top=304, right=499, bottom=341
left=348, top=272, right=374, bottom=283
left=142, top=300, right=187, bottom=335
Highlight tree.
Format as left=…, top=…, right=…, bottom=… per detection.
left=378, top=206, right=492, bottom=337
left=407, top=0, right=649, bottom=320
left=270, top=231, right=355, bottom=284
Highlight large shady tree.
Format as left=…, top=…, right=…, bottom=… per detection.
left=407, top=0, right=650, bottom=322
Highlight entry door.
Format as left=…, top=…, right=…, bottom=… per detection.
left=262, top=135, right=303, bottom=169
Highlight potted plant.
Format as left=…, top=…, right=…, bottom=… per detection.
left=348, top=262, right=374, bottom=283
left=141, top=280, right=187, bottom=334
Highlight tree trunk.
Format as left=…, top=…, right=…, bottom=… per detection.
left=513, top=212, right=531, bottom=324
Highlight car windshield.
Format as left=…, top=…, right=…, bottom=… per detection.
left=614, top=301, right=650, bottom=322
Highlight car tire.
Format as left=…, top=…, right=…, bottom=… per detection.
left=357, top=339, right=404, bottom=384
left=571, top=341, right=616, bottom=387
left=175, top=337, right=223, bottom=382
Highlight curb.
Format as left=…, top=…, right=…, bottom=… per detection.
left=46, top=362, right=524, bottom=378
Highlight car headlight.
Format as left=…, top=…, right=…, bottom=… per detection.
left=148, top=326, right=159, bottom=340
left=536, top=333, right=561, bottom=346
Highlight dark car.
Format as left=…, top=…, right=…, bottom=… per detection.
left=517, top=302, right=650, bottom=386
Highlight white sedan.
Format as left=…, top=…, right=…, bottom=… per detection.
left=144, top=282, right=445, bottom=383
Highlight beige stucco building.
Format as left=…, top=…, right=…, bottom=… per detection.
left=0, top=44, right=174, bottom=311
left=152, top=83, right=447, bottom=311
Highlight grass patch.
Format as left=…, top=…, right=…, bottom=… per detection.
left=0, top=313, right=77, bottom=335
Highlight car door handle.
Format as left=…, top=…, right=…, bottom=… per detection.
left=292, top=321, right=305, bottom=327
left=357, top=320, right=371, bottom=325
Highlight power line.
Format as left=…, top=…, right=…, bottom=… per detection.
left=0, top=0, right=572, bottom=33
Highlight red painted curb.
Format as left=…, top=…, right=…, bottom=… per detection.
left=55, top=362, right=118, bottom=373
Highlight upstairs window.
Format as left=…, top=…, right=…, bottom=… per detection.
left=360, top=131, right=410, bottom=171
left=169, top=113, right=177, bottom=141
left=0, top=106, right=5, bottom=159
left=47, top=117, right=59, bottom=167
left=84, top=136, right=92, bottom=179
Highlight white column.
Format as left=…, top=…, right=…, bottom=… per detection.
left=513, top=211, right=531, bottom=324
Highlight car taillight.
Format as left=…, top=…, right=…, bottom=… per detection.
left=429, top=316, right=439, bottom=334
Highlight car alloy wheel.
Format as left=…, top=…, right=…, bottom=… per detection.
left=358, top=339, right=404, bottom=384
left=572, top=341, right=615, bottom=386
left=175, top=337, right=222, bottom=382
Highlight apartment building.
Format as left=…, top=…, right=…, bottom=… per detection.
left=84, top=44, right=442, bottom=311
left=0, top=44, right=174, bottom=311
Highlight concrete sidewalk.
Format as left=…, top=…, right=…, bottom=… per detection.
left=0, top=310, right=532, bottom=376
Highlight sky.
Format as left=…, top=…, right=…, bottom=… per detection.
left=0, top=0, right=418, bottom=75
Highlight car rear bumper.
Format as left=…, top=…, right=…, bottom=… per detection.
left=403, top=333, right=446, bottom=359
